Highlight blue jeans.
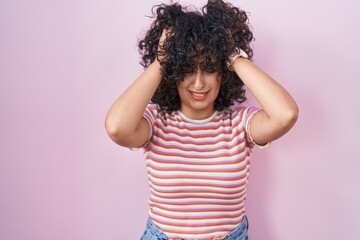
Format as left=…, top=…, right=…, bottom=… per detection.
left=140, top=216, right=249, bottom=240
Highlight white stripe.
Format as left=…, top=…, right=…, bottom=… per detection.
left=146, top=160, right=249, bottom=170
left=150, top=205, right=245, bottom=217
left=147, top=167, right=249, bottom=178
left=151, top=213, right=244, bottom=225
left=149, top=185, right=248, bottom=198
left=146, top=148, right=249, bottom=162
left=151, top=134, right=247, bottom=151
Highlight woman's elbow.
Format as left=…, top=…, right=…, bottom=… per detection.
left=104, top=119, right=127, bottom=145
left=281, top=104, right=299, bottom=129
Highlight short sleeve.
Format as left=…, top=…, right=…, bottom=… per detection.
left=143, top=104, right=157, bottom=126
left=129, top=104, right=157, bottom=151
left=241, top=106, right=270, bottom=149
left=141, top=104, right=159, bottom=147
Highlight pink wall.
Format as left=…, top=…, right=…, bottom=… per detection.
left=1, top=0, right=359, bottom=239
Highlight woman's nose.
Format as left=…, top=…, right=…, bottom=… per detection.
left=193, top=70, right=205, bottom=90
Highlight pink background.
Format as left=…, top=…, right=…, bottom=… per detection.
left=1, top=0, right=359, bottom=239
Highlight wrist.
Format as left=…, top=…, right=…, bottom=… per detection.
left=148, top=59, right=164, bottom=79
left=230, top=48, right=248, bottom=64
left=228, top=47, right=248, bottom=71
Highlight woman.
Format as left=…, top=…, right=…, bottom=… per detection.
left=105, top=0, right=298, bottom=239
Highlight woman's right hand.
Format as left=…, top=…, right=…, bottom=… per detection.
left=156, top=28, right=171, bottom=63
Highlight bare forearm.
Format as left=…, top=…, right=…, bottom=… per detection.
left=105, top=61, right=162, bottom=140
left=233, top=58, right=298, bottom=122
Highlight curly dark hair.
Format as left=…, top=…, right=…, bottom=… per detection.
left=138, top=0, right=254, bottom=113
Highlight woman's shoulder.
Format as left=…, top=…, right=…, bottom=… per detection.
left=227, top=104, right=251, bottom=116
left=224, top=105, right=261, bottom=125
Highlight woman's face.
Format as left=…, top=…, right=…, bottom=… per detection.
left=177, top=68, right=220, bottom=120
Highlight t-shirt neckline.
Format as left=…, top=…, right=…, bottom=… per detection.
left=177, top=110, right=218, bottom=124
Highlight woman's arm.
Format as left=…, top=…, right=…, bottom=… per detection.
left=105, top=31, right=167, bottom=148
left=232, top=57, right=299, bottom=146
left=105, top=61, right=162, bottom=147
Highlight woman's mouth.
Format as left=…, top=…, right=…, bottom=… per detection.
left=189, top=90, right=209, bottom=101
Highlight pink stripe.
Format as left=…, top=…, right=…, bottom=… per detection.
left=151, top=191, right=245, bottom=200
left=151, top=209, right=245, bottom=220
left=149, top=178, right=248, bottom=188
left=148, top=170, right=248, bottom=182
left=149, top=202, right=245, bottom=213
left=147, top=145, right=248, bottom=160
left=154, top=126, right=234, bottom=138
left=149, top=186, right=245, bottom=195
left=150, top=141, right=246, bottom=154
left=151, top=134, right=246, bottom=149
left=151, top=217, right=244, bottom=232
left=147, top=163, right=248, bottom=173
left=152, top=133, right=245, bottom=145
left=149, top=197, right=243, bottom=206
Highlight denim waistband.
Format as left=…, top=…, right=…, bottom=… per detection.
left=141, top=215, right=249, bottom=240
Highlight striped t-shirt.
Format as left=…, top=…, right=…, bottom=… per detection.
left=143, top=104, right=260, bottom=239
